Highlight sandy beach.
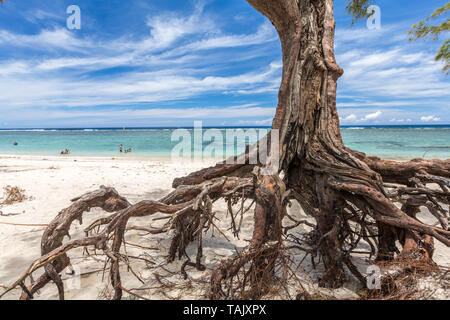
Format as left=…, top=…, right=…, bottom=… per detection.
left=0, top=155, right=449, bottom=300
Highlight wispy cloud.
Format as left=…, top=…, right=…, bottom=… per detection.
left=0, top=1, right=448, bottom=127
left=236, top=118, right=273, bottom=126
left=421, top=115, right=441, bottom=122
left=0, top=28, right=93, bottom=51
left=341, top=114, right=357, bottom=121
left=389, top=118, right=412, bottom=123
left=0, top=4, right=280, bottom=117
left=362, top=111, right=382, bottom=121
left=0, top=62, right=281, bottom=108
left=336, top=21, right=449, bottom=124
left=3, top=105, right=276, bottom=125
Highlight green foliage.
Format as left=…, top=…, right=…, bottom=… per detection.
left=346, top=0, right=449, bottom=74
left=408, top=3, right=450, bottom=74
left=345, top=0, right=375, bottom=24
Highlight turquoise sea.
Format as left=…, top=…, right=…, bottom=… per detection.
left=0, top=126, right=449, bottom=161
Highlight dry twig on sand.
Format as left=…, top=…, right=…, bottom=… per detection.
left=1, top=185, right=32, bottom=205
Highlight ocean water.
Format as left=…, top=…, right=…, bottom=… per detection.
left=0, top=126, right=449, bottom=161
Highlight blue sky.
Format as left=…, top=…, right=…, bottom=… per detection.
left=0, top=0, right=448, bottom=128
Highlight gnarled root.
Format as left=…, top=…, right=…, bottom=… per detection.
left=1, top=175, right=255, bottom=300
left=209, top=168, right=286, bottom=299
left=1, top=152, right=449, bottom=300
left=19, top=186, right=130, bottom=300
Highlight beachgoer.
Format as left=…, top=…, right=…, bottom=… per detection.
left=120, top=144, right=123, bottom=153
left=13, top=141, right=18, bottom=146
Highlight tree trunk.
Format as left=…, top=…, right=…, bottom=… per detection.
left=246, top=0, right=360, bottom=286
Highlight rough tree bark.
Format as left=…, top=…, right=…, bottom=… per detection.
left=1, top=0, right=449, bottom=300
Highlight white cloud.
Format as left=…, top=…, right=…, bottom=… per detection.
left=0, top=5, right=280, bottom=110
left=362, top=111, right=382, bottom=121
left=140, top=3, right=215, bottom=51
left=335, top=25, right=403, bottom=45
left=3, top=105, right=276, bottom=122
left=1, top=8, right=448, bottom=126
left=236, top=118, right=273, bottom=126
left=421, top=115, right=441, bottom=122
left=334, top=23, right=449, bottom=124
left=341, top=114, right=357, bottom=121
left=337, top=99, right=446, bottom=108
left=23, top=9, right=65, bottom=24
left=0, top=28, right=94, bottom=52
left=0, top=61, right=281, bottom=108
left=183, top=22, right=276, bottom=51
left=389, top=118, right=411, bottom=123
left=341, top=111, right=382, bottom=123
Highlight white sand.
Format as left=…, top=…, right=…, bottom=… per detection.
left=0, top=155, right=448, bottom=300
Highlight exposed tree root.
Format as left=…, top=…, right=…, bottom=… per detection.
left=1, top=150, right=448, bottom=300
left=0, top=176, right=256, bottom=300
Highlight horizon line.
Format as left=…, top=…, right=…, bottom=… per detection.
left=1, top=124, right=450, bottom=130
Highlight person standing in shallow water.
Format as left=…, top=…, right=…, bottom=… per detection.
left=120, top=144, right=123, bottom=153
